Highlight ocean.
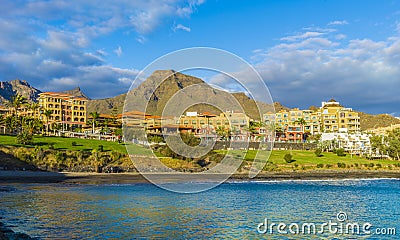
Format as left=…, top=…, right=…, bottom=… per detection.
left=1, top=179, right=399, bottom=239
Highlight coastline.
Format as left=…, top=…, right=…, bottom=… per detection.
left=1, top=170, right=400, bottom=184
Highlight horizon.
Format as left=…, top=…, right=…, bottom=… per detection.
left=0, top=1, right=400, bottom=115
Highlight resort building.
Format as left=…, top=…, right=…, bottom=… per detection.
left=321, top=129, right=371, bottom=155
left=38, top=92, right=87, bottom=130
left=275, top=125, right=306, bottom=142
left=264, top=99, right=361, bottom=140
left=320, top=99, right=360, bottom=133
left=143, top=111, right=251, bottom=141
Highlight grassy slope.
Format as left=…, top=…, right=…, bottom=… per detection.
left=217, top=150, right=400, bottom=171
left=2, top=134, right=399, bottom=172
left=0, top=135, right=151, bottom=155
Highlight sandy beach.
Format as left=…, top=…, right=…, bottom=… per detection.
left=1, top=170, right=400, bottom=184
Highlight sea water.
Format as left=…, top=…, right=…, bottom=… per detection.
left=1, top=179, right=399, bottom=239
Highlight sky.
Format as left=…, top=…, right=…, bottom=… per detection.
left=1, top=0, right=400, bottom=115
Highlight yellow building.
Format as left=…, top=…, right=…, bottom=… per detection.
left=320, top=99, right=360, bottom=133
left=270, top=108, right=321, bottom=134
left=38, top=92, right=87, bottom=129
left=264, top=99, right=360, bottom=135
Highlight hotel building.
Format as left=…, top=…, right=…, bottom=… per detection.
left=38, top=92, right=87, bottom=130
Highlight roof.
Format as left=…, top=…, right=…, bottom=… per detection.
left=39, top=92, right=88, bottom=101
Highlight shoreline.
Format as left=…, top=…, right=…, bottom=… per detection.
left=1, top=170, right=400, bottom=184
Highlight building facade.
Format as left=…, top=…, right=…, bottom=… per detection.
left=264, top=99, right=361, bottom=138
left=320, top=99, right=360, bottom=133
left=38, top=92, right=87, bottom=130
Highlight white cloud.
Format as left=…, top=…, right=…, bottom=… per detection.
left=136, top=36, right=147, bottom=44
left=335, top=34, right=347, bottom=40
left=173, top=23, right=191, bottom=32
left=0, top=0, right=205, bottom=98
left=245, top=28, right=400, bottom=114
left=114, top=46, right=123, bottom=57
left=280, top=31, right=325, bottom=41
left=328, top=20, right=349, bottom=26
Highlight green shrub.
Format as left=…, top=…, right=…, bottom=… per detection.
left=48, top=143, right=55, bottom=150
left=376, top=163, right=382, bottom=168
left=316, top=163, right=324, bottom=168
left=369, top=163, right=375, bottom=168
left=337, top=162, right=346, bottom=168
left=148, top=135, right=164, bottom=143
left=314, top=148, right=323, bottom=157
left=16, top=131, right=33, bottom=145
left=336, top=148, right=346, bottom=157
left=72, top=141, right=77, bottom=146
left=284, top=153, right=293, bottom=163
left=98, top=145, right=104, bottom=152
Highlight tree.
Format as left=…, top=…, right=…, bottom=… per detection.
left=370, top=134, right=385, bottom=154
left=9, top=94, right=27, bottom=115
left=42, top=109, right=52, bottom=135
left=216, top=126, right=229, bottom=140
left=385, top=129, right=400, bottom=160
left=314, top=148, right=323, bottom=157
left=26, top=102, right=41, bottom=115
left=52, top=123, right=62, bottom=136
left=284, top=153, right=294, bottom=163
left=294, top=118, right=307, bottom=126
left=89, top=111, right=100, bottom=134
left=5, top=115, right=20, bottom=134
left=0, top=114, right=5, bottom=134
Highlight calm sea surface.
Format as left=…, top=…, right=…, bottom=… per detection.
left=1, top=179, right=399, bottom=239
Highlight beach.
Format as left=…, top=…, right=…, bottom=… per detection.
left=1, top=170, right=400, bottom=184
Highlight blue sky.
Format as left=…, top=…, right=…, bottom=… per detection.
left=1, top=0, right=400, bottom=115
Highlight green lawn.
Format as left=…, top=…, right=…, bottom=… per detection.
left=216, top=149, right=400, bottom=171
left=0, top=134, right=151, bottom=155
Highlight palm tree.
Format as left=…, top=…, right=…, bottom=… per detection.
left=0, top=114, right=5, bottom=134
left=27, top=102, right=40, bottom=117
left=89, top=111, right=100, bottom=134
left=294, top=118, right=307, bottom=126
left=42, top=109, right=52, bottom=135
left=215, top=126, right=227, bottom=140
left=52, top=122, right=62, bottom=136
left=9, top=94, right=26, bottom=115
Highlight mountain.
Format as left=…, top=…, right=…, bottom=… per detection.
left=0, top=79, right=42, bottom=104
left=87, top=70, right=274, bottom=120
left=87, top=93, right=126, bottom=114
left=63, top=87, right=90, bottom=100
left=358, top=112, right=400, bottom=131
left=122, top=70, right=274, bottom=120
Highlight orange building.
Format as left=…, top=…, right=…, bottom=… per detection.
left=38, top=92, right=87, bottom=130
